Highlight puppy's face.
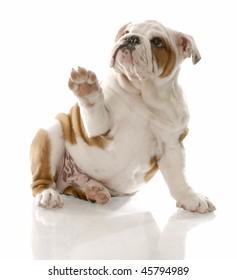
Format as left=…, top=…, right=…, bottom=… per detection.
left=110, top=20, right=201, bottom=81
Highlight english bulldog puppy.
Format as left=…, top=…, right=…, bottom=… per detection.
left=30, top=20, right=216, bottom=213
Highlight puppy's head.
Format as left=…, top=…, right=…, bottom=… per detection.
left=110, top=20, right=201, bottom=81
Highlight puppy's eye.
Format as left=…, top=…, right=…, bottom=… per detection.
left=124, top=30, right=129, bottom=35
left=151, top=37, right=164, bottom=48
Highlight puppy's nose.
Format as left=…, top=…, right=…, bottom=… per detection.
left=127, top=35, right=140, bottom=46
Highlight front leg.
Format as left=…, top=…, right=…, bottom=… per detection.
left=68, top=66, right=110, bottom=137
left=159, top=144, right=216, bottom=213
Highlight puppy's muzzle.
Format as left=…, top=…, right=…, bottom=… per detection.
left=120, top=35, right=141, bottom=53
left=110, top=35, right=142, bottom=68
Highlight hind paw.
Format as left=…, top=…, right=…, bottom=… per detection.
left=85, top=185, right=111, bottom=204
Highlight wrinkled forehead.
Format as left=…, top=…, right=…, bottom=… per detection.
left=127, top=20, right=172, bottom=39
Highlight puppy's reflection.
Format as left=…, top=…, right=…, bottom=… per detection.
left=31, top=196, right=215, bottom=259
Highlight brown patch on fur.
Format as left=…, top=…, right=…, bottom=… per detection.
left=69, top=103, right=91, bottom=143
left=144, top=156, right=159, bottom=182
left=115, top=23, right=131, bottom=42
left=152, top=39, right=176, bottom=78
left=30, top=129, right=54, bottom=196
left=63, top=186, right=87, bottom=200
left=56, top=103, right=109, bottom=148
left=179, top=128, right=189, bottom=147
left=56, top=111, right=77, bottom=144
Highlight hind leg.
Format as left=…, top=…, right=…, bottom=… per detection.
left=30, top=120, right=65, bottom=208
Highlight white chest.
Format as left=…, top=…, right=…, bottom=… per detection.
left=66, top=86, right=188, bottom=194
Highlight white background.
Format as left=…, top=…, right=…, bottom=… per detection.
left=0, top=0, right=237, bottom=277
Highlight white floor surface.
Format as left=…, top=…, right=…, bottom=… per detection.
left=0, top=169, right=236, bottom=260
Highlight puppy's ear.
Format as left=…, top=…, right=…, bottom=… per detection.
left=176, top=32, right=201, bottom=64
left=115, top=23, right=131, bottom=42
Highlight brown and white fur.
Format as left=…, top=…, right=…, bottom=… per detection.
left=30, top=20, right=215, bottom=213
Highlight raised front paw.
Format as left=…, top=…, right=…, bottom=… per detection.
left=68, top=66, right=100, bottom=97
left=176, top=191, right=216, bottom=213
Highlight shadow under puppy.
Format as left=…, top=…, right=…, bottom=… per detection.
left=30, top=20, right=215, bottom=213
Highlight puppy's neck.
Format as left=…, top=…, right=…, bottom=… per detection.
left=111, top=69, right=183, bottom=110
left=115, top=72, right=141, bottom=96
left=140, top=69, right=185, bottom=112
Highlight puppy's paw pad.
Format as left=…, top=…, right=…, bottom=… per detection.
left=35, top=188, right=64, bottom=208
left=176, top=192, right=216, bottom=213
left=86, top=186, right=111, bottom=204
left=68, top=66, right=99, bottom=97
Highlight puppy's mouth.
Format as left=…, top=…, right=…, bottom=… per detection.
left=111, top=36, right=153, bottom=81
left=116, top=45, right=135, bottom=64
left=111, top=45, right=137, bottom=80
left=112, top=39, right=136, bottom=64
